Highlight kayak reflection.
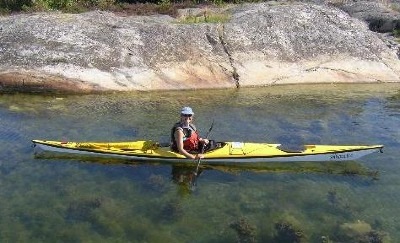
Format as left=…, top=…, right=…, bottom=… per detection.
left=34, top=152, right=379, bottom=179
left=169, top=161, right=380, bottom=196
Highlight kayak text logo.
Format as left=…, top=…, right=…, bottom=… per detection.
left=330, top=153, right=354, bottom=160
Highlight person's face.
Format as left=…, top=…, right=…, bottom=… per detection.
left=181, top=114, right=193, bottom=123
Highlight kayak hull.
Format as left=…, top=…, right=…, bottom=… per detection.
left=32, top=140, right=383, bottom=164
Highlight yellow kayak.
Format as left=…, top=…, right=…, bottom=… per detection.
left=32, top=140, right=383, bottom=163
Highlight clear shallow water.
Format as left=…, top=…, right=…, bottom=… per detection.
left=0, top=83, right=399, bottom=242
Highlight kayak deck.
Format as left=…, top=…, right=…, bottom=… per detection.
left=32, top=140, right=384, bottom=163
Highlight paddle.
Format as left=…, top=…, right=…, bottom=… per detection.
left=194, top=120, right=214, bottom=176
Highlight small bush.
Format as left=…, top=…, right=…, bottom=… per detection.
left=4, top=0, right=117, bottom=13
left=0, top=0, right=233, bottom=16
left=0, top=7, right=11, bottom=14
left=0, top=0, right=31, bottom=11
left=393, top=28, right=400, bottom=38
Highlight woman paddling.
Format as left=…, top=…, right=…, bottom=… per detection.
left=171, top=107, right=209, bottom=160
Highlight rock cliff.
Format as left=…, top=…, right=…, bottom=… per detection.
left=1, top=1, right=400, bottom=92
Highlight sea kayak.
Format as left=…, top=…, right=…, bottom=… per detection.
left=32, top=140, right=383, bottom=163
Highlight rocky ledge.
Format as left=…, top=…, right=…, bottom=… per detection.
left=1, top=1, right=400, bottom=93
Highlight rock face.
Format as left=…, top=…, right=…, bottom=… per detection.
left=225, top=3, right=400, bottom=86
left=1, top=2, right=400, bottom=92
left=339, top=1, right=400, bottom=33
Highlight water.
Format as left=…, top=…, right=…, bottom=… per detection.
left=0, top=83, right=399, bottom=242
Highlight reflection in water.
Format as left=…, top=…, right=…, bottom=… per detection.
left=34, top=150, right=380, bottom=196
left=34, top=152, right=380, bottom=181
left=170, top=161, right=380, bottom=197
left=386, top=89, right=400, bottom=118
left=203, top=161, right=379, bottom=179
left=171, top=165, right=202, bottom=196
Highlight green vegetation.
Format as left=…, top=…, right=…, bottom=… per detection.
left=0, top=0, right=185, bottom=16
left=0, top=0, right=29, bottom=13
left=0, top=0, right=258, bottom=15
left=0, top=0, right=118, bottom=13
left=393, top=28, right=400, bottom=37
left=393, top=28, right=400, bottom=43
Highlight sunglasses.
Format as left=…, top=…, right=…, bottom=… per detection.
left=181, top=114, right=193, bottom=117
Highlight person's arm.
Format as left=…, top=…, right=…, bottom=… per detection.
left=175, top=129, right=203, bottom=159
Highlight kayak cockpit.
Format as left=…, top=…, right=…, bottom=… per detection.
left=277, top=144, right=307, bottom=153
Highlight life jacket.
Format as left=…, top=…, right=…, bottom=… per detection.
left=171, top=122, right=200, bottom=152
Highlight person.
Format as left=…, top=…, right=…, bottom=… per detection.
left=171, top=107, right=209, bottom=160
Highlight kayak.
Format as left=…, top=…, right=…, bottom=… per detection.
left=32, top=139, right=383, bottom=163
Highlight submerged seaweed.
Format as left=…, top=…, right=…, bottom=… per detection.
left=274, top=221, right=305, bottom=243
left=230, top=217, right=257, bottom=243
left=159, top=200, right=184, bottom=222
left=65, top=198, right=102, bottom=223
left=327, top=189, right=339, bottom=205
left=144, top=174, right=167, bottom=193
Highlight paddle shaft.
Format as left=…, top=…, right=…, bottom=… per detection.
left=194, top=120, right=214, bottom=174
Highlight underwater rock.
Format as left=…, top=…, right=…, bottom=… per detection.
left=340, top=220, right=372, bottom=238
left=320, top=235, right=330, bottom=243
left=335, top=220, right=390, bottom=242
left=229, top=217, right=257, bottom=243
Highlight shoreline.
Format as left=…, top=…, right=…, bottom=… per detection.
left=1, top=80, right=398, bottom=95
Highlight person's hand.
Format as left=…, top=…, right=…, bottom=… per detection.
left=200, top=138, right=209, bottom=144
left=194, top=154, right=204, bottom=160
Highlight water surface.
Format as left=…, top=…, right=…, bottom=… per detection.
left=0, top=83, right=399, bottom=242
